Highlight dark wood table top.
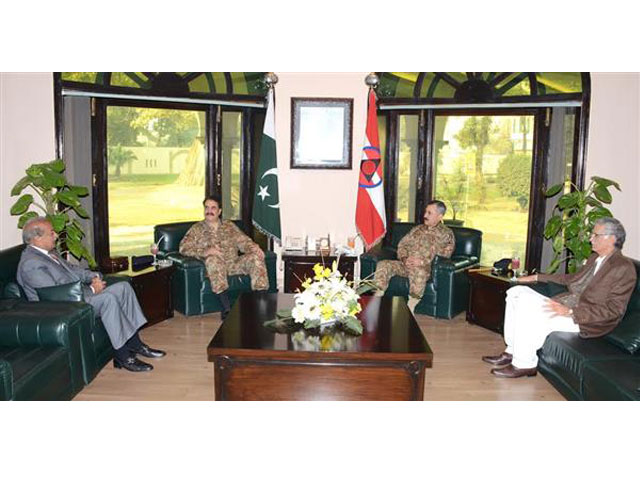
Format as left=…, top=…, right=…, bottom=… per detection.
left=207, top=293, right=432, bottom=364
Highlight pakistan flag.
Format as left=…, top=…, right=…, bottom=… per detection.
left=252, top=88, right=281, bottom=242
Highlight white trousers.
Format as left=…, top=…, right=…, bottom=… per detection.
left=504, top=286, right=580, bottom=369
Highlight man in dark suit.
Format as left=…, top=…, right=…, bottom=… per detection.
left=17, top=217, right=166, bottom=373
left=482, top=217, right=637, bottom=378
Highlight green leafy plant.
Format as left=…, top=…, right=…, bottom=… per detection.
left=10, top=158, right=96, bottom=267
left=544, top=176, right=620, bottom=273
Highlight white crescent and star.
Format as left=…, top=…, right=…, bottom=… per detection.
left=258, top=168, right=279, bottom=209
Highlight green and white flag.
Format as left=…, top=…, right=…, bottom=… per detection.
left=252, top=88, right=281, bottom=242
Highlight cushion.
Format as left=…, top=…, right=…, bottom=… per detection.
left=604, top=310, right=640, bottom=354
left=2, top=281, right=25, bottom=300
left=36, top=281, right=85, bottom=302
left=581, top=359, right=640, bottom=401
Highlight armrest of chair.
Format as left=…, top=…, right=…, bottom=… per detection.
left=104, top=275, right=131, bottom=287
left=0, top=301, right=96, bottom=390
left=166, top=252, right=206, bottom=270
left=360, top=247, right=397, bottom=279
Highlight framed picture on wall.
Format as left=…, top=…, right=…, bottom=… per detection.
left=290, top=97, right=353, bottom=169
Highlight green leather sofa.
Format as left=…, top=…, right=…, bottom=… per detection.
left=360, top=223, right=482, bottom=318
left=537, top=258, right=640, bottom=400
left=154, top=221, right=277, bottom=316
left=0, top=244, right=113, bottom=400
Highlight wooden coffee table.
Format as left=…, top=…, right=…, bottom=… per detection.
left=207, top=293, right=433, bottom=400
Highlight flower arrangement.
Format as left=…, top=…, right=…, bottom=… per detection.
left=267, top=260, right=375, bottom=336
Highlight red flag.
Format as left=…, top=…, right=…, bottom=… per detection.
left=355, top=89, right=386, bottom=250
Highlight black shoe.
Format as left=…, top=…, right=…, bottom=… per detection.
left=113, top=357, right=154, bottom=372
left=135, top=342, right=166, bottom=358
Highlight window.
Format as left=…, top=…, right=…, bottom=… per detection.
left=376, top=73, right=590, bottom=271
left=221, top=111, right=243, bottom=220
left=106, top=105, right=206, bottom=256
left=396, top=115, right=418, bottom=222
left=433, top=114, right=534, bottom=264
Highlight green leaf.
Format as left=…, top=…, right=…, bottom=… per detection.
left=552, top=235, right=564, bottom=253
left=544, top=215, right=563, bottom=239
left=18, top=211, right=39, bottom=228
left=69, top=185, right=89, bottom=197
left=276, top=309, right=293, bottom=319
left=66, top=222, right=83, bottom=241
left=49, top=213, right=68, bottom=232
left=48, top=159, right=66, bottom=173
left=56, top=190, right=80, bottom=208
left=585, top=197, right=601, bottom=208
left=544, top=183, right=563, bottom=197
left=587, top=206, right=613, bottom=222
left=592, top=176, right=620, bottom=191
left=10, top=194, right=34, bottom=215
left=579, top=241, right=592, bottom=260
left=304, top=318, right=320, bottom=330
left=341, top=317, right=363, bottom=336
left=557, top=192, right=579, bottom=209
left=356, top=283, right=376, bottom=295
left=66, top=237, right=83, bottom=260
left=566, top=237, right=581, bottom=256
left=593, top=184, right=612, bottom=204
left=41, top=169, right=66, bottom=188
left=11, top=176, right=32, bottom=196
left=568, top=258, right=579, bottom=274
left=73, top=205, right=89, bottom=219
left=26, top=164, right=43, bottom=179
left=565, top=217, right=581, bottom=238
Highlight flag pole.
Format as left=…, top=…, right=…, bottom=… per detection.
left=266, top=73, right=277, bottom=253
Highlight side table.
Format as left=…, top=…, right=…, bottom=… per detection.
left=282, top=250, right=357, bottom=293
left=111, top=263, right=176, bottom=327
left=467, top=269, right=514, bottom=333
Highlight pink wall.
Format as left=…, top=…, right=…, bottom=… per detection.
left=586, top=73, right=640, bottom=258
left=274, top=72, right=368, bottom=250
left=0, top=72, right=56, bottom=248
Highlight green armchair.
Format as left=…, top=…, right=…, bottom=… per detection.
left=154, top=221, right=277, bottom=316
left=0, top=244, right=111, bottom=400
left=360, top=223, right=482, bottom=319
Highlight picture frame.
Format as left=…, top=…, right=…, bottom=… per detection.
left=290, top=97, right=353, bottom=169
left=284, top=236, right=304, bottom=251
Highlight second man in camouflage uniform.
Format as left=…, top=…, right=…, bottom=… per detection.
left=179, top=195, right=268, bottom=317
left=374, top=200, right=455, bottom=299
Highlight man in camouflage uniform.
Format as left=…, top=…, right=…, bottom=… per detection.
left=179, top=195, right=268, bottom=317
left=374, top=200, right=455, bottom=300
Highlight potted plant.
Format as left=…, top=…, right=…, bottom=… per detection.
left=10, top=158, right=96, bottom=267
left=543, top=176, right=620, bottom=273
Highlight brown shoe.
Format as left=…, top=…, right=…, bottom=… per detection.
left=482, top=352, right=513, bottom=366
left=491, top=364, right=537, bottom=378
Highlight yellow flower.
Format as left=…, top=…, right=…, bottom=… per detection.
left=312, top=263, right=331, bottom=280
left=320, top=304, right=334, bottom=319
left=313, top=264, right=324, bottom=277
left=301, top=278, right=312, bottom=290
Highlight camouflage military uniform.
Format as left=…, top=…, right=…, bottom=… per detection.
left=374, top=222, right=455, bottom=298
left=179, top=220, right=268, bottom=294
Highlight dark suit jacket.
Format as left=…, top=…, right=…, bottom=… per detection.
left=539, top=249, right=637, bottom=338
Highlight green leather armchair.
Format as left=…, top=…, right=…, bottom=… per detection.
left=154, top=221, right=277, bottom=316
left=0, top=244, right=110, bottom=400
left=360, top=223, right=482, bottom=319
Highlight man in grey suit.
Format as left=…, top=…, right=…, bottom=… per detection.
left=17, top=217, right=166, bottom=373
